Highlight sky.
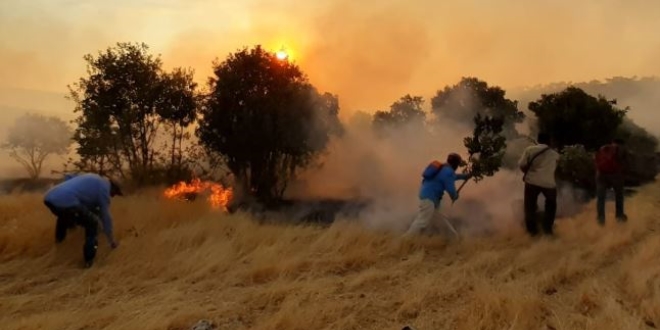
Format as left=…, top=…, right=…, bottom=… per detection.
left=2, top=0, right=660, bottom=114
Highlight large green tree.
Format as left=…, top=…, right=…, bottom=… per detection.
left=69, top=42, right=199, bottom=184
left=528, top=86, right=627, bottom=151
left=432, top=77, right=524, bottom=138
left=197, top=45, right=342, bottom=204
left=2, top=113, right=72, bottom=179
left=530, top=87, right=658, bottom=191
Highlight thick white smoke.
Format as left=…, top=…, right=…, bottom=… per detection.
left=287, top=107, right=588, bottom=237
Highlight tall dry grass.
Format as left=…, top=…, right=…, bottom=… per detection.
left=1, top=185, right=659, bottom=330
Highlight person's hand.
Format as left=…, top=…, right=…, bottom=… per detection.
left=451, top=194, right=459, bottom=202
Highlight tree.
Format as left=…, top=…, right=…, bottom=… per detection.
left=372, top=94, right=426, bottom=134
left=2, top=113, right=72, bottom=179
left=556, top=145, right=597, bottom=193
left=431, top=77, right=524, bottom=138
left=462, top=114, right=507, bottom=182
left=157, top=67, right=199, bottom=182
left=530, top=87, right=658, bottom=191
left=197, top=45, right=342, bottom=204
left=616, top=118, right=658, bottom=155
left=455, top=114, right=507, bottom=195
left=528, top=86, right=627, bottom=151
left=615, top=119, right=659, bottom=186
left=69, top=42, right=198, bottom=184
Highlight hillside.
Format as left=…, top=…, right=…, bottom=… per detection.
left=1, top=183, right=659, bottom=330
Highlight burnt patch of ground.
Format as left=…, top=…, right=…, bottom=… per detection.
left=233, top=198, right=372, bottom=226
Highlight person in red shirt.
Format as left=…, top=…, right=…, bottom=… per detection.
left=595, top=138, right=628, bottom=224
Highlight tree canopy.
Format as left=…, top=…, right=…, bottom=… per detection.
left=463, top=114, right=507, bottom=182
left=68, top=42, right=200, bottom=183
left=530, top=86, right=658, bottom=191
left=196, top=45, right=342, bottom=204
left=432, top=77, right=524, bottom=138
left=372, top=94, right=426, bottom=135
left=528, top=86, right=627, bottom=151
left=2, top=113, right=72, bottom=179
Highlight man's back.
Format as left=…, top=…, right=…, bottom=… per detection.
left=596, top=143, right=626, bottom=175
left=44, top=173, right=110, bottom=209
left=520, top=144, right=560, bottom=188
left=419, top=165, right=457, bottom=205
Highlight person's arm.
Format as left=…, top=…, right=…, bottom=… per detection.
left=442, top=170, right=459, bottom=201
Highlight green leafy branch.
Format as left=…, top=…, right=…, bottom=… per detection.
left=457, top=113, right=507, bottom=193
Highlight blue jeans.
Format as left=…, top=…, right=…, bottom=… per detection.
left=44, top=201, right=99, bottom=263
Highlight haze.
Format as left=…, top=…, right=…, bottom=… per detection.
left=2, top=0, right=660, bottom=175
left=3, top=0, right=660, bottom=109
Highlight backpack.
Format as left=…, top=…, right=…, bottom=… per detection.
left=422, top=160, right=444, bottom=180
left=595, top=144, right=622, bottom=174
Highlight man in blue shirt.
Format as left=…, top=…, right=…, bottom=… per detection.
left=405, top=153, right=471, bottom=235
left=43, top=173, right=122, bottom=268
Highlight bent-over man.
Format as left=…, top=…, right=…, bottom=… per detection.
left=43, top=173, right=122, bottom=268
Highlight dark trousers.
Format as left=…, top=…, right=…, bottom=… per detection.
left=596, top=173, right=625, bottom=223
left=44, top=201, right=99, bottom=263
left=524, top=183, right=557, bottom=236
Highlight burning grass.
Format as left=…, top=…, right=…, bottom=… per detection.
left=1, top=183, right=660, bottom=329
left=164, top=178, right=234, bottom=211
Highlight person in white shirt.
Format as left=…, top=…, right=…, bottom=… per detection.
left=518, top=132, right=560, bottom=236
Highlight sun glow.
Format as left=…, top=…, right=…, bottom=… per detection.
left=276, top=48, right=289, bottom=61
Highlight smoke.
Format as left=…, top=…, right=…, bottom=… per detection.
left=287, top=100, right=587, bottom=237
left=3, top=0, right=660, bottom=210
left=6, top=1, right=660, bottom=114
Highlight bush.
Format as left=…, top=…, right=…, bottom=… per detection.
left=556, top=145, right=596, bottom=195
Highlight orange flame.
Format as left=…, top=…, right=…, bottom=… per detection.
left=164, top=178, right=234, bottom=211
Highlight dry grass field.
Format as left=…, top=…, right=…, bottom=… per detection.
left=1, top=183, right=660, bottom=330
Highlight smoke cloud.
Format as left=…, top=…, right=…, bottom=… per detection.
left=287, top=101, right=588, bottom=237
left=4, top=0, right=660, bottom=114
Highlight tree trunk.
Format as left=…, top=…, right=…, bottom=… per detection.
left=171, top=122, right=178, bottom=171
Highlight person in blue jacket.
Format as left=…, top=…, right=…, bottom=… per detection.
left=405, top=153, right=471, bottom=235
left=43, top=173, right=122, bottom=268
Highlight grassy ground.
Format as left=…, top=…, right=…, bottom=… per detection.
left=1, top=184, right=659, bottom=330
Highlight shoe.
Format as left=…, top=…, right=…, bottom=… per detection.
left=84, top=260, right=94, bottom=269
left=616, top=214, right=628, bottom=222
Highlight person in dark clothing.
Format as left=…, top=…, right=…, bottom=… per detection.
left=43, top=173, right=122, bottom=268
left=518, top=132, right=560, bottom=236
left=595, top=138, right=628, bottom=224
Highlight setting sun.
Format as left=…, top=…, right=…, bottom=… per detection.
left=276, top=49, right=289, bottom=61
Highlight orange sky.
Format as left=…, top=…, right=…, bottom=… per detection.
left=2, top=0, right=660, bottom=113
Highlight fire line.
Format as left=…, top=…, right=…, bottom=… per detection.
left=164, top=178, right=233, bottom=211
